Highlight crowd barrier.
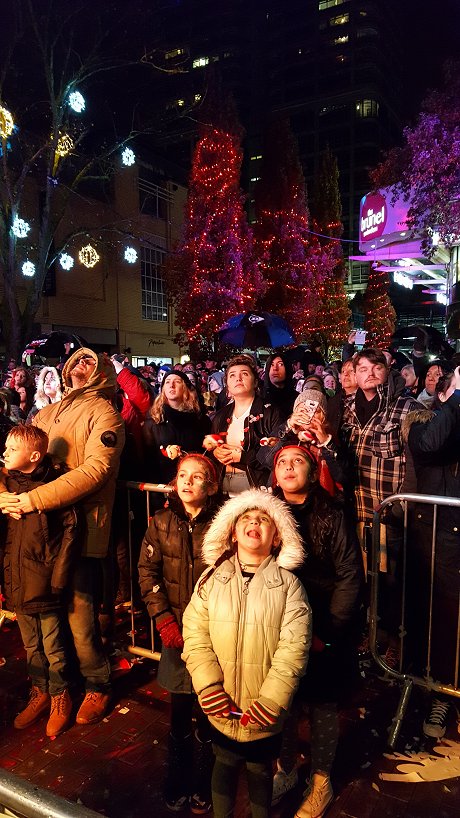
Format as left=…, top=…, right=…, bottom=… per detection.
left=118, top=481, right=173, bottom=664
left=369, top=492, right=460, bottom=748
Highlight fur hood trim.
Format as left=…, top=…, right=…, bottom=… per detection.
left=201, top=489, right=304, bottom=571
left=401, top=408, right=435, bottom=443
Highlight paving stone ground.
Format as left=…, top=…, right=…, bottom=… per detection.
left=1, top=614, right=459, bottom=818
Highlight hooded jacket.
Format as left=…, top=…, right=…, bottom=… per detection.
left=30, top=349, right=125, bottom=558
left=182, top=489, right=311, bottom=743
left=262, top=352, right=297, bottom=422
left=2, top=456, right=82, bottom=613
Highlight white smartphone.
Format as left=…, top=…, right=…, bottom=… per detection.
left=355, top=330, right=367, bottom=345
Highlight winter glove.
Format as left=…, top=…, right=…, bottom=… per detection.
left=156, top=614, right=184, bottom=649
left=240, top=698, right=278, bottom=728
left=199, top=685, right=232, bottom=718
left=311, top=635, right=326, bottom=653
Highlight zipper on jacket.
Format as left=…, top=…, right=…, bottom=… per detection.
left=235, top=570, right=249, bottom=736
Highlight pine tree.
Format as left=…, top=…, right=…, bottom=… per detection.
left=164, top=95, right=263, bottom=345
left=310, top=147, right=351, bottom=356
left=253, top=118, right=324, bottom=340
left=363, top=263, right=396, bottom=348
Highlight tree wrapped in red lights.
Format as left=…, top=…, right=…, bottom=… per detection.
left=363, top=263, right=396, bottom=348
left=164, top=106, right=263, bottom=344
left=310, top=146, right=351, bottom=353
left=253, top=118, right=328, bottom=339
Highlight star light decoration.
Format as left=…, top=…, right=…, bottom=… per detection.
left=0, top=105, right=14, bottom=138
left=78, top=244, right=99, bottom=268
left=124, top=246, right=138, bottom=263
left=22, top=260, right=35, bottom=277
left=121, top=147, right=135, bottom=167
left=12, top=216, right=31, bottom=238
left=59, top=253, right=74, bottom=270
left=56, top=133, right=74, bottom=157
left=68, top=91, right=85, bottom=113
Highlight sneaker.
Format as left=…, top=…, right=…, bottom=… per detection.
left=165, top=794, right=189, bottom=813
left=272, top=762, right=298, bottom=805
left=423, top=698, right=451, bottom=739
left=76, top=692, right=110, bottom=725
left=295, top=773, right=333, bottom=818
left=14, top=687, right=50, bottom=729
left=46, top=690, right=72, bottom=737
left=189, top=793, right=212, bottom=814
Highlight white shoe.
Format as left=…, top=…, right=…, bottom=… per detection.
left=271, top=762, right=298, bottom=805
left=295, top=773, right=333, bottom=818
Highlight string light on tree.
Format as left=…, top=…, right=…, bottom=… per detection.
left=124, top=246, right=138, bottom=263
left=22, top=260, right=35, bottom=277
left=0, top=105, right=14, bottom=138
left=59, top=252, right=74, bottom=270
left=68, top=91, right=85, bottom=113
left=78, top=244, right=99, bottom=268
left=56, top=133, right=74, bottom=157
left=121, top=147, right=135, bottom=167
left=11, top=217, right=31, bottom=238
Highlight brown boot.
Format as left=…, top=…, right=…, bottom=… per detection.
left=76, top=691, right=110, bottom=725
left=14, top=687, right=50, bottom=729
left=46, top=690, right=73, bottom=737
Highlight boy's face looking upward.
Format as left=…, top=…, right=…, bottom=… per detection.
left=3, top=435, right=43, bottom=473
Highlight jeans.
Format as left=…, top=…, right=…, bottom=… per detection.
left=16, top=611, right=67, bottom=696
left=212, top=744, right=272, bottom=818
left=67, top=557, right=111, bottom=693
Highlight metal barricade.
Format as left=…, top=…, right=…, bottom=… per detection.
left=369, top=492, right=460, bottom=748
left=0, top=769, right=101, bottom=818
left=118, top=481, right=173, bottom=664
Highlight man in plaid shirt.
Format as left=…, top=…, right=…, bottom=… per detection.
left=340, top=348, right=421, bottom=663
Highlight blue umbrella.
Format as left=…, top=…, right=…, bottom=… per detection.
left=218, top=312, right=296, bottom=349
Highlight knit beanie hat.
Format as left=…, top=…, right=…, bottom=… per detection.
left=161, top=370, right=192, bottom=390
left=293, top=389, right=328, bottom=415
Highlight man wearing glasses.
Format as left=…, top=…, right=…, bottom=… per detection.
left=0, top=348, right=125, bottom=725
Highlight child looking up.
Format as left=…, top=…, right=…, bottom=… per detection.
left=138, top=454, right=221, bottom=814
left=182, top=489, right=311, bottom=818
left=1, top=426, right=81, bottom=737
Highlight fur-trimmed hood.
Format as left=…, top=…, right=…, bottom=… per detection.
left=401, top=407, right=435, bottom=443
left=201, top=488, right=304, bottom=571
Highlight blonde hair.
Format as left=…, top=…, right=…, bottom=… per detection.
left=34, top=367, right=63, bottom=410
left=150, top=382, right=201, bottom=423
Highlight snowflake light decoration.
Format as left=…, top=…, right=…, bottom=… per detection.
left=79, top=244, right=99, bottom=268
left=22, top=260, right=35, bottom=277
left=56, top=133, right=74, bottom=157
left=124, top=246, right=138, bottom=263
left=121, top=147, right=135, bottom=167
left=12, top=217, right=31, bottom=238
left=0, top=105, right=14, bottom=138
left=60, top=253, right=74, bottom=270
left=68, top=91, right=85, bottom=113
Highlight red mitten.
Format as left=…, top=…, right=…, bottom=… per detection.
left=311, top=635, right=326, bottom=653
left=156, top=615, right=184, bottom=649
left=240, top=699, right=278, bottom=727
left=200, top=685, right=232, bottom=718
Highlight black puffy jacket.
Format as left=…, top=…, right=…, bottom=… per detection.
left=2, top=457, right=82, bottom=614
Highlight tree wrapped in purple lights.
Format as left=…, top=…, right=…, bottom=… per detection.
left=371, top=60, right=460, bottom=255
left=164, top=115, right=263, bottom=344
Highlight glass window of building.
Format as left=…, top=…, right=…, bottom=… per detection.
left=319, top=0, right=348, bottom=9
left=333, top=34, right=349, bottom=44
left=192, top=56, right=209, bottom=68
left=165, top=47, right=186, bottom=60
left=330, top=12, right=349, bottom=25
left=141, top=246, right=168, bottom=322
left=356, top=99, right=379, bottom=117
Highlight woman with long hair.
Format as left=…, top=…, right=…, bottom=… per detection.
left=143, top=371, right=211, bottom=496
left=27, top=367, right=63, bottom=422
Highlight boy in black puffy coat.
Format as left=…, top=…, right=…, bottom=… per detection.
left=1, top=425, right=82, bottom=737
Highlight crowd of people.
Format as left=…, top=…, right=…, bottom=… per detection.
left=0, top=333, right=459, bottom=818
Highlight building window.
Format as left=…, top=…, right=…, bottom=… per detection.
left=139, top=174, right=171, bottom=219
left=350, top=264, right=369, bottom=285
left=357, top=26, right=378, bottom=37
left=192, top=56, right=209, bottom=68
left=333, top=34, right=349, bottom=44
left=319, top=0, right=348, bottom=9
left=165, top=47, right=186, bottom=60
left=356, top=99, right=379, bottom=117
left=250, top=154, right=262, bottom=161
left=330, top=12, right=349, bottom=25
left=141, top=246, right=168, bottom=322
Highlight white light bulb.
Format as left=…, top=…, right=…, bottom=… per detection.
left=22, top=260, right=35, bottom=277
left=12, top=217, right=31, bottom=238
left=124, top=246, right=138, bottom=263
left=68, top=91, right=85, bottom=113
left=122, top=147, right=135, bottom=167
left=60, top=253, right=74, bottom=270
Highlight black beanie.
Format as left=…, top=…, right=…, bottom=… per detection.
left=161, top=370, right=192, bottom=391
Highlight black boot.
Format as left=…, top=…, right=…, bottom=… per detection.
left=164, top=731, right=193, bottom=812
left=189, top=729, right=214, bottom=815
